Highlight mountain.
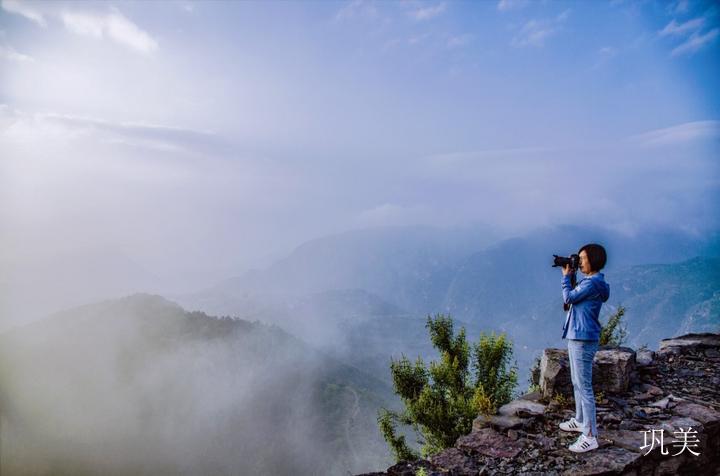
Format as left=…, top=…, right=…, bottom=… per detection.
left=176, top=223, right=502, bottom=317
left=0, top=294, right=400, bottom=475
left=174, top=224, right=719, bottom=392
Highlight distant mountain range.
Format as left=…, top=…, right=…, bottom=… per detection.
left=2, top=223, right=718, bottom=475
left=173, top=223, right=720, bottom=390
left=0, top=294, right=399, bottom=475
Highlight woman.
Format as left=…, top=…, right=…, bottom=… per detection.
left=557, top=243, right=610, bottom=453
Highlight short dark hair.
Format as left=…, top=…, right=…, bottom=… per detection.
left=579, top=243, right=607, bottom=271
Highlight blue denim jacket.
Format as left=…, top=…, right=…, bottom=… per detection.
left=561, top=272, right=610, bottom=341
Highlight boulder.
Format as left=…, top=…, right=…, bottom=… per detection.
left=593, top=346, right=636, bottom=393
left=658, top=333, right=720, bottom=354
left=472, top=414, right=525, bottom=432
left=498, top=399, right=546, bottom=418
left=429, top=447, right=484, bottom=474
left=671, top=402, right=720, bottom=428
left=636, top=348, right=655, bottom=366
left=539, top=346, right=636, bottom=399
left=561, top=446, right=642, bottom=475
left=455, top=427, right=527, bottom=459
left=540, top=348, right=573, bottom=398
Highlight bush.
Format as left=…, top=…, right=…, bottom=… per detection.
left=377, top=313, right=518, bottom=461
left=599, top=305, right=628, bottom=346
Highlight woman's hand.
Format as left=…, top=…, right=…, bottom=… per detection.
left=562, top=264, right=573, bottom=276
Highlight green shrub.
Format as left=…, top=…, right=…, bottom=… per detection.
left=599, top=305, right=628, bottom=346
left=377, top=313, right=518, bottom=461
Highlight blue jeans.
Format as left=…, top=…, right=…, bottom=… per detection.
left=567, top=339, right=599, bottom=437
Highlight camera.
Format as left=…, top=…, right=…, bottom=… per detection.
left=552, top=253, right=579, bottom=271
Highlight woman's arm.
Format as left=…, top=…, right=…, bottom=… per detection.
left=561, top=274, right=596, bottom=305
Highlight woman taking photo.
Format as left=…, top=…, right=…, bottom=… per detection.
left=558, top=243, right=610, bottom=453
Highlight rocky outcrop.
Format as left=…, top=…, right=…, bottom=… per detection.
left=357, top=333, right=720, bottom=476
left=539, top=346, right=636, bottom=398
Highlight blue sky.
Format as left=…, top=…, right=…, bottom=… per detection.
left=1, top=0, right=719, bottom=292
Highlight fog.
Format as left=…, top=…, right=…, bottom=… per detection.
left=1, top=0, right=719, bottom=474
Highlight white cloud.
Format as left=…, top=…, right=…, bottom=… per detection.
left=497, top=0, right=528, bottom=12
left=0, top=44, right=34, bottom=62
left=1, top=1, right=157, bottom=54
left=61, top=8, right=159, bottom=54
left=630, top=120, right=720, bottom=147
left=1, top=0, right=47, bottom=27
left=511, top=19, right=556, bottom=47
left=590, top=46, right=618, bottom=70
left=510, top=10, right=569, bottom=48
left=670, top=28, right=719, bottom=56
left=659, top=17, right=705, bottom=37
left=447, top=34, right=473, bottom=48
left=334, top=0, right=378, bottom=22
left=670, top=0, right=689, bottom=15
left=1, top=109, right=218, bottom=155
left=409, top=2, right=446, bottom=21
left=353, top=203, right=433, bottom=228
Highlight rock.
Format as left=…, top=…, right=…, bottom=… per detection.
left=601, top=413, right=622, bottom=424
left=519, top=390, right=543, bottom=402
left=472, top=413, right=525, bottom=431
left=540, top=348, right=573, bottom=399
left=648, top=394, right=683, bottom=410
left=539, top=346, right=636, bottom=399
left=534, top=434, right=557, bottom=450
left=498, top=399, right=547, bottom=418
left=429, top=447, right=483, bottom=474
left=659, top=333, right=720, bottom=352
left=643, top=384, right=663, bottom=396
left=561, top=446, right=642, bottom=475
left=620, top=420, right=645, bottom=431
left=602, top=428, right=646, bottom=453
left=456, top=427, right=526, bottom=459
left=383, top=460, right=438, bottom=476
left=658, top=416, right=703, bottom=435
left=593, top=346, right=636, bottom=393
left=636, top=348, right=655, bottom=366
left=672, top=402, right=720, bottom=427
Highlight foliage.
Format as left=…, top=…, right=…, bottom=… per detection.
left=594, top=390, right=606, bottom=404
left=599, top=305, right=628, bottom=346
left=551, top=392, right=569, bottom=407
left=377, top=313, right=518, bottom=461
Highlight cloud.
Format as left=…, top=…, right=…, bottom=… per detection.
left=510, top=10, right=569, bottom=47
left=590, top=46, right=618, bottom=70
left=334, top=0, right=379, bottom=22
left=408, top=2, right=446, bottom=21
left=511, top=20, right=556, bottom=47
left=447, top=34, right=473, bottom=48
left=1, top=109, right=220, bottom=155
left=670, top=28, right=719, bottom=56
left=353, top=203, right=434, bottom=228
left=61, top=8, right=159, bottom=54
left=659, top=17, right=705, bottom=37
left=1, top=1, right=158, bottom=54
left=1, top=0, right=47, bottom=27
left=497, top=0, right=528, bottom=12
left=0, top=44, right=34, bottom=62
left=629, top=120, right=720, bottom=147
left=669, top=0, right=690, bottom=15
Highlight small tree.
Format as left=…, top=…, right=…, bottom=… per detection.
left=377, top=313, right=518, bottom=461
left=599, top=305, right=628, bottom=346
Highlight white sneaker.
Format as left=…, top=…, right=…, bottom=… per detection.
left=559, top=417, right=584, bottom=433
left=569, top=433, right=598, bottom=453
